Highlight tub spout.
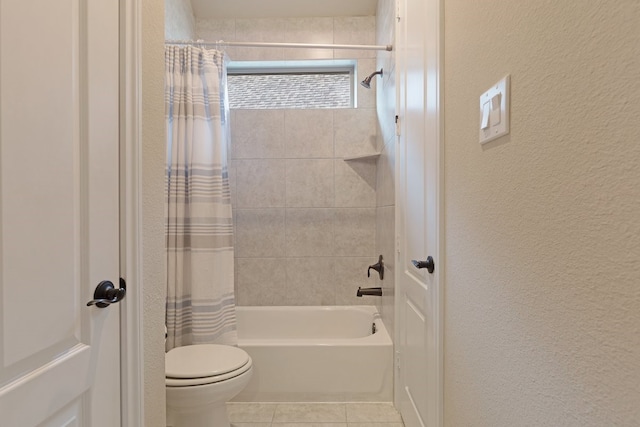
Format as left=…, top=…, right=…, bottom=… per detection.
left=357, top=287, right=382, bottom=297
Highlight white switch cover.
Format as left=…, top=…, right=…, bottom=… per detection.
left=479, top=75, right=510, bottom=144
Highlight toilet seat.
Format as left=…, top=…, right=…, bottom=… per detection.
left=166, top=344, right=252, bottom=387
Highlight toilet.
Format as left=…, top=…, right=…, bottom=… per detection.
left=166, top=344, right=253, bottom=427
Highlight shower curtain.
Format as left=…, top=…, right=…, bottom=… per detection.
left=165, top=45, right=236, bottom=350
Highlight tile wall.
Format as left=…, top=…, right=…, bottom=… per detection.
left=375, top=0, right=397, bottom=340
left=196, top=16, right=384, bottom=307
left=165, top=0, right=196, bottom=40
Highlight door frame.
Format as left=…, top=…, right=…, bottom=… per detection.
left=393, top=0, right=444, bottom=425
left=120, top=0, right=145, bottom=425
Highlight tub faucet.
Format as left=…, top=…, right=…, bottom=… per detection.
left=368, top=255, right=384, bottom=280
left=357, top=287, right=382, bottom=297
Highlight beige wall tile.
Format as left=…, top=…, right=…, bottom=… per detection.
left=236, top=159, right=286, bottom=208
left=334, top=208, right=376, bottom=256
left=196, top=18, right=240, bottom=59
left=233, top=110, right=285, bottom=159
left=375, top=3, right=397, bottom=340
left=356, top=59, right=378, bottom=108
left=165, top=0, right=196, bottom=40
left=335, top=159, right=376, bottom=208
left=198, top=15, right=382, bottom=308
left=333, top=16, right=376, bottom=59
left=284, top=17, right=334, bottom=60
left=334, top=257, right=378, bottom=306
left=376, top=63, right=397, bottom=146
left=196, top=18, right=235, bottom=43
left=235, top=258, right=287, bottom=306
left=286, top=159, right=335, bottom=208
left=229, top=159, right=237, bottom=208
left=334, top=109, right=378, bottom=158
left=284, top=110, right=334, bottom=159
left=285, top=258, right=336, bottom=305
left=285, top=208, right=334, bottom=256
left=376, top=144, right=395, bottom=208
left=235, top=209, right=285, bottom=257
left=376, top=205, right=395, bottom=341
left=234, top=18, right=287, bottom=61
left=375, top=206, right=395, bottom=273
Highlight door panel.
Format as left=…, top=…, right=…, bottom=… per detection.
left=404, top=295, right=428, bottom=422
left=1, top=0, right=81, bottom=369
left=396, top=0, right=441, bottom=425
left=396, top=0, right=429, bottom=424
left=43, top=400, right=83, bottom=427
left=0, top=0, right=121, bottom=425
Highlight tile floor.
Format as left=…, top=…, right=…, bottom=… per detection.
left=227, top=402, right=404, bottom=427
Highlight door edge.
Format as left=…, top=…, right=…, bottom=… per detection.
left=120, top=0, right=145, bottom=425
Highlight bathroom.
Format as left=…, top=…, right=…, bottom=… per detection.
left=1, top=0, right=637, bottom=426
left=164, top=0, right=403, bottom=424
left=165, top=2, right=396, bottom=314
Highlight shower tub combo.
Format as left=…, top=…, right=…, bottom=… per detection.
left=233, top=305, right=393, bottom=402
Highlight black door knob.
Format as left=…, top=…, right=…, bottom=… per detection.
left=87, top=279, right=126, bottom=308
left=411, top=256, right=435, bottom=274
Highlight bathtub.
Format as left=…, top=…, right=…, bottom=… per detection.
left=233, top=305, right=393, bottom=402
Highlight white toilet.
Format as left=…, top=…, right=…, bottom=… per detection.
left=166, top=344, right=253, bottom=427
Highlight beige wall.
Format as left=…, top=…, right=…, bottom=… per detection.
left=142, top=0, right=166, bottom=425
left=443, top=1, right=640, bottom=425
left=165, top=0, right=196, bottom=40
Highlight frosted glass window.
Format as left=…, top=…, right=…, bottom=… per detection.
left=228, top=72, right=352, bottom=109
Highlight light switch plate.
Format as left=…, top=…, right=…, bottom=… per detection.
left=479, top=75, right=510, bottom=144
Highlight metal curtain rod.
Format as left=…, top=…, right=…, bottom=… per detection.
left=166, top=40, right=393, bottom=52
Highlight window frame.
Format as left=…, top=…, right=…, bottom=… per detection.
left=227, top=59, right=357, bottom=109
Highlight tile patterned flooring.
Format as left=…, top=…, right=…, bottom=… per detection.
left=227, top=402, right=404, bottom=427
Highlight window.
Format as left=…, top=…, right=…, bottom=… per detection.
left=227, top=60, right=355, bottom=109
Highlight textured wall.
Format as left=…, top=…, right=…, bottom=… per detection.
left=197, top=17, right=384, bottom=308
left=443, top=1, right=640, bottom=425
left=142, top=0, right=166, bottom=425
left=375, top=0, right=397, bottom=341
left=165, top=0, right=196, bottom=40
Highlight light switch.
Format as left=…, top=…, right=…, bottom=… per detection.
left=490, top=93, right=501, bottom=125
left=479, top=75, right=510, bottom=144
left=481, top=101, right=490, bottom=129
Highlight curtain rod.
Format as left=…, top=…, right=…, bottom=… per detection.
left=166, top=40, right=393, bottom=52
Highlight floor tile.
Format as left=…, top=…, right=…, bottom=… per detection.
left=227, top=402, right=277, bottom=423
left=346, top=403, right=403, bottom=423
left=273, top=403, right=347, bottom=423
left=347, top=423, right=404, bottom=427
left=273, top=424, right=348, bottom=427
left=231, top=424, right=272, bottom=427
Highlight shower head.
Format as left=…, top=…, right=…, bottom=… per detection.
left=360, top=69, right=383, bottom=89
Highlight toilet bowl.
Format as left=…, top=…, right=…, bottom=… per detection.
left=166, top=344, right=253, bottom=427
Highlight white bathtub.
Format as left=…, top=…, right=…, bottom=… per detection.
left=233, top=305, right=393, bottom=402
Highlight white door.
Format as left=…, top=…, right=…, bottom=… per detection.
left=0, top=0, right=121, bottom=425
left=395, top=0, right=442, bottom=425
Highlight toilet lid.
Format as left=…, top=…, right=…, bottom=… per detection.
left=165, top=344, right=250, bottom=379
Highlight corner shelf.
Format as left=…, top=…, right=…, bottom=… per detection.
left=342, top=152, right=381, bottom=161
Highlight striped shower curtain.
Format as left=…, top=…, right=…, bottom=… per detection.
left=165, top=45, right=236, bottom=350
